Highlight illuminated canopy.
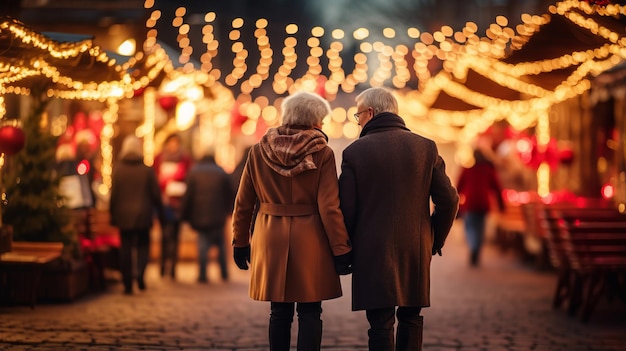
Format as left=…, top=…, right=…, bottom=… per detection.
left=0, top=17, right=131, bottom=101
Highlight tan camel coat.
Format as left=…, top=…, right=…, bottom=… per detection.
left=232, top=125, right=352, bottom=302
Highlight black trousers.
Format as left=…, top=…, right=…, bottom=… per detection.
left=160, top=216, right=180, bottom=277
left=269, top=301, right=323, bottom=351
left=366, top=306, right=422, bottom=351
left=119, top=228, right=150, bottom=292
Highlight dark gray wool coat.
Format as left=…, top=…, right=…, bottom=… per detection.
left=180, top=156, right=234, bottom=231
left=339, top=112, right=459, bottom=311
left=110, top=154, right=163, bottom=231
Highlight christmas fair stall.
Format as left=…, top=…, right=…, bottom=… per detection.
left=0, top=17, right=134, bottom=303
left=411, top=0, right=626, bottom=321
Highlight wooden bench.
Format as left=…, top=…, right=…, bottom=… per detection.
left=0, top=241, right=63, bottom=308
left=71, top=208, right=120, bottom=291
left=495, top=203, right=527, bottom=253
left=543, top=206, right=626, bottom=322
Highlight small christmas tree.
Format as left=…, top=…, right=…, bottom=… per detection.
left=2, top=93, right=77, bottom=257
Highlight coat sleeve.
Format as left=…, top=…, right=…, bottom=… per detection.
left=179, top=172, right=194, bottom=222
left=317, top=148, right=352, bottom=256
left=429, top=145, right=460, bottom=251
left=338, top=150, right=357, bottom=238
left=109, top=169, right=118, bottom=227
left=149, top=167, right=165, bottom=225
left=231, top=154, right=257, bottom=248
left=489, top=166, right=505, bottom=211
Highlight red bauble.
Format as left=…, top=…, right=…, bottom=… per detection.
left=133, top=87, right=145, bottom=97
left=158, top=95, right=179, bottom=111
left=0, top=125, right=26, bottom=155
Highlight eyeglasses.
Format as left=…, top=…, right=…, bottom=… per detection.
left=353, top=108, right=370, bottom=122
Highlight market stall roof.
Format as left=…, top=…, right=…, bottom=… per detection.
left=414, top=1, right=626, bottom=136
left=0, top=17, right=130, bottom=100
left=502, top=1, right=626, bottom=90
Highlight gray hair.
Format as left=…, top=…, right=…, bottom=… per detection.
left=355, top=87, right=398, bottom=115
left=280, top=91, right=331, bottom=126
left=119, top=135, right=143, bottom=159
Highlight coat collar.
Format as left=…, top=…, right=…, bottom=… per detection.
left=259, top=125, right=328, bottom=177
left=360, top=112, right=410, bottom=138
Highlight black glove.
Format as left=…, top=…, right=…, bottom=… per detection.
left=432, top=244, right=443, bottom=256
left=334, top=252, right=353, bottom=275
left=234, top=246, right=251, bottom=270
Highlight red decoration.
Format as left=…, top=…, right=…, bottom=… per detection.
left=158, top=95, right=178, bottom=112
left=518, top=136, right=575, bottom=171
left=230, top=102, right=247, bottom=135
left=0, top=125, right=26, bottom=155
left=582, top=0, right=610, bottom=5
left=315, top=76, right=327, bottom=98
left=133, top=87, right=145, bottom=97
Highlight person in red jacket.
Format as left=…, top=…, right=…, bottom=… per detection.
left=456, top=148, right=505, bottom=266
left=153, top=133, right=192, bottom=279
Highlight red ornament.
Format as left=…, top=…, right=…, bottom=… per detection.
left=0, top=125, right=26, bottom=155
left=158, top=95, right=178, bottom=112
left=582, top=0, right=610, bottom=5
left=133, top=87, right=145, bottom=97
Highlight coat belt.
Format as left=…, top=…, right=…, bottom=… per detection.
left=258, top=203, right=317, bottom=217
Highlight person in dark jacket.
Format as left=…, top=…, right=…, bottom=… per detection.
left=232, top=91, right=352, bottom=351
left=180, top=148, right=234, bottom=283
left=456, top=148, right=505, bottom=266
left=339, top=87, right=459, bottom=351
left=110, top=135, right=164, bottom=295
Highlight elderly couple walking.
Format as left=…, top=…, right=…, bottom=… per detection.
left=231, top=87, right=459, bottom=351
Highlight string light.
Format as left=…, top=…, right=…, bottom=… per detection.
left=3, top=1, right=626, bottom=196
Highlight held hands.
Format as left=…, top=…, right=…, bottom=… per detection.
left=333, top=251, right=353, bottom=275
left=233, top=246, right=251, bottom=270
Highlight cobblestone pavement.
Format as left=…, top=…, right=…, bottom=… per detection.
left=1, top=222, right=626, bottom=350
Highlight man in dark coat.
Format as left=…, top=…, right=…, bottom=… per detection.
left=339, top=87, right=459, bottom=351
left=110, top=136, right=164, bottom=295
left=180, top=148, right=234, bottom=283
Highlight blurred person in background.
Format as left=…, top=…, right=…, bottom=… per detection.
left=180, top=146, right=234, bottom=283
left=110, top=136, right=164, bottom=295
left=232, top=91, right=352, bottom=351
left=153, top=133, right=192, bottom=279
left=456, top=147, right=505, bottom=266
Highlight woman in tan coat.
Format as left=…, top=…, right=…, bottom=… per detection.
left=232, top=91, right=352, bottom=351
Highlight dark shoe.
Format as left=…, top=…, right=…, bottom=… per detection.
left=124, top=287, right=133, bottom=295
left=198, top=276, right=208, bottom=284
left=137, top=279, right=146, bottom=291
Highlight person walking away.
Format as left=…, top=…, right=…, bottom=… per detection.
left=153, top=133, right=192, bottom=279
left=109, top=136, right=164, bottom=294
left=232, top=91, right=352, bottom=351
left=456, top=148, right=505, bottom=266
left=180, top=147, right=234, bottom=283
left=339, top=87, right=459, bottom=351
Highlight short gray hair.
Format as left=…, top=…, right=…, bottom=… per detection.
left=280, top=91, right=331, bottom=126
left=355, top=87, right=398, bottom=115
left=119, top=135, right=143, bottom=159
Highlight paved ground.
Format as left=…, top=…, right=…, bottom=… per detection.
left=1, top=222, right=626, bottom=350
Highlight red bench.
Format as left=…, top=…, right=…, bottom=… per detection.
left=542, top=206, right=626, bottom=322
